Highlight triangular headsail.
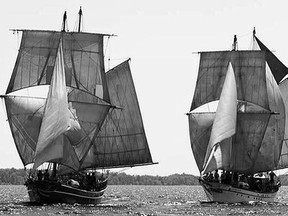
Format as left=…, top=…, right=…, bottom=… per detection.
left=202, top=63, right=237, bottom=174
left=254, top=35, right=288, bottom=84
left=33, top=39, right=71, bottom=169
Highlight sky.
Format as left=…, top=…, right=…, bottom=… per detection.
left=1, top=0, right=288, bottom=176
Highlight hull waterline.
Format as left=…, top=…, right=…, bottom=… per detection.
left=199, top=179, right=278, bottom=203
left=26, top=179, right=108, bottom=204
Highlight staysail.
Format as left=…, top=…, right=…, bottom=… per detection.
left=202, top=63, right=237, bottom=174
left=189, top=50, right=285, bottom=175
left=33, top=39, right=78, bottom=169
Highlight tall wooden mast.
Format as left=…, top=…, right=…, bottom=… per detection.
left=61, top=11, right=67, bottom=32
left=78, top=7, right=83, bottom=32
left=232, top=35, right=237, bottom=51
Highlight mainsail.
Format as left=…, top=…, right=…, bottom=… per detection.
left=81, top=60, right=153, bottom=169
left=188, top=49, right=285, bottom=175
left=4, top=29, right=153, bottom=172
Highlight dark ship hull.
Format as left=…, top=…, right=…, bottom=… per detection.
left=25, top=179, right=108, bottom=204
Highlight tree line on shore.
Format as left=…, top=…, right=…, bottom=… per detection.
left=0, top=168, right=200, bottom=185
left=1, top=168, right=288, bottom=186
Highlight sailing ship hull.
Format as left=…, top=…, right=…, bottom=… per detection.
left=199, top=179, right=277, bottom=203
left=25, top=180, right=108, bottom=204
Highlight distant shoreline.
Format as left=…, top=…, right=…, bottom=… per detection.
left=0, top=168, right=200, bottom=185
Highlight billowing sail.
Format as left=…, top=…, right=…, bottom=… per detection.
left=4, top=96, right=45, bottom=165
left=189, top=50, right=285, bottom=175
left=188, top=112, right=214, bottom=171
left=6, top=30, right=109, bottom=102
left=33, top=40, right=72, bottom=168
left=202, top=63, right=237, bottom=174
left=81, top=60, right=153, bottom=169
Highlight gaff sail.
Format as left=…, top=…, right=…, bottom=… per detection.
left=81, top=60, right=154, bottom=169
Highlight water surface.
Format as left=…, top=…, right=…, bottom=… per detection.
left=1, top=185, right=288, bottom=215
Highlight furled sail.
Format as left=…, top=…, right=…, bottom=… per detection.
left=81, top=60, right=153, bottom=169
left=189, top=50, right=285, bottom=175
left=202, top=63, right=237, bottom=174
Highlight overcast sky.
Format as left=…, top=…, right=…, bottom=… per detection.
left=0, top=0, right=288, bottom=176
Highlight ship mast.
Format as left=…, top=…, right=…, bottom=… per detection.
left=78, top=7, right=83, bottom=32
left=51, top=10, right=68, bottom=175
left=232, top=35, right=238, bottom=51
left=61, top=11, right=67, bottom=32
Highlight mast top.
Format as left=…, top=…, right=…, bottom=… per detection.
left=232, top=35, right=238, bottom=51
left=61, top=11, right=67, bottom=32
left=78, top=6, right=83, bottom=32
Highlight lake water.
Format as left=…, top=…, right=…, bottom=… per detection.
left=1, top=185, right=288, bottom=215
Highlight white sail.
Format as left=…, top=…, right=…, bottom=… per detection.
left=33, top=40, right=70, bottom=169
left=202, top=62, right=237, bottom=174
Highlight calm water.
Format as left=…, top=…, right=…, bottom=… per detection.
left=1, top=185, right=288, bottom=215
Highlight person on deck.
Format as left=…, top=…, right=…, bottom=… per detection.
left=214, top=170, right=219, bottom=182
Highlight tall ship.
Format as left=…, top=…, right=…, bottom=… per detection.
left=1, top=8, right=155, bottom=204
left=187, top=29, right=288, bottom=203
